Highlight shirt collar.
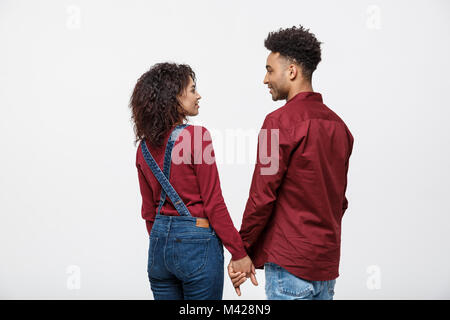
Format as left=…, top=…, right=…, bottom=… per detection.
left=286, top=91, right=323, bottom=104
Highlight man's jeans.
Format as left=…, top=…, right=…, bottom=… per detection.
left=148, top=214, right=224, bottom=300
left=264, top=262, right=336, bottom=300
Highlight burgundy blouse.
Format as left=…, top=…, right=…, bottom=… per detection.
left=136, top=125, right=247, bottom=260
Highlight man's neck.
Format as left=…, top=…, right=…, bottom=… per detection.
left=287, top=82, right=314, bottom=102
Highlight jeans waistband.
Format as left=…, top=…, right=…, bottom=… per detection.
left=151, top=214, right=215, bottom=236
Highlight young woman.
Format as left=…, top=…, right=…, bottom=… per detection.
left=129, top=62, right=252, bottom=300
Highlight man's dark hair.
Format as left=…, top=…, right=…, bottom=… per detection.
left=264, top=25, right=322, bottom=81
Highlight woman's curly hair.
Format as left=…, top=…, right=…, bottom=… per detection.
left=129, top=62, right=195, bottom=148
left=264, top=25, right=322, bottom=81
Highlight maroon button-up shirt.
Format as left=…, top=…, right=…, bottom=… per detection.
left=239, top=91, right=354, bottom=281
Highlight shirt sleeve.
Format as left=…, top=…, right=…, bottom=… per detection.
left=192, top=126, right=248, bottom=261
left=239, top=115, right=296, bottom=254
left=136, top=159, right=156, bottom=235
left=342, top=129, right=354, bottom=216
left=342, top=160, right=349, bottom=216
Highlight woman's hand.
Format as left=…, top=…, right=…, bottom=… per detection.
left=227, top=262, right=247, bottom=296
left=228, top=256, right=258, bottom=296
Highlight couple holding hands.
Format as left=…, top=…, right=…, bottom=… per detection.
left=130, top=25, right=353, bottom=300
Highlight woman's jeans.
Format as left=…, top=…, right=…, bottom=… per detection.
left=147, top=214, right=224, bottom=300
left=265, top=262, right=336, bottom=300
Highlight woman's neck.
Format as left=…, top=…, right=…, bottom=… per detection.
left=173, top=120, right=185, bottom=127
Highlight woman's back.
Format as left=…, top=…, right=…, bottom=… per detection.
left=136, top=124, right=247, bottom=261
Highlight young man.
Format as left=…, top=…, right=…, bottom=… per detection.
left=229, top=25, right=354, bottom=300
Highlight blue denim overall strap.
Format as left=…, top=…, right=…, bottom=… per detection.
left=156, top=124, right=190, bottom=215
left=140, top=124, right=191, bottom=217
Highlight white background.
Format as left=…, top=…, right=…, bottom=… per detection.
left=1, top=0, right=449, bottom=299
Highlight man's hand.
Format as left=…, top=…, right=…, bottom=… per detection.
left=231, top=255, right=253, bottom=276
left=228, top=257, right=258, bottom=296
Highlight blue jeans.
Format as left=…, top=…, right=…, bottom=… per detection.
left=264, top=262, right=336, bottom=300
left=148, top=215, right=224, bottom=300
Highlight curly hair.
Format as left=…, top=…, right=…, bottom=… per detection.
left=129, top=62, right=195, bottom=148
left=264, top=25, right=322, bottom=81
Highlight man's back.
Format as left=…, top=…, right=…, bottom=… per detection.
left=239, top=91, right=354, bottom=281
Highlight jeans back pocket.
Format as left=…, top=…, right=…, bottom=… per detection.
left=173, top=237, right=210, bottom=278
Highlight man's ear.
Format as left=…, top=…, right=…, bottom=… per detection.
left=288, top=64, right=298, bottom=80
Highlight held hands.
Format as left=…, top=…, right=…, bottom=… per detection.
left=228, top=255, right=258, bottom=296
